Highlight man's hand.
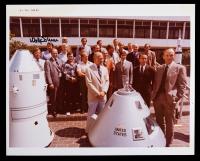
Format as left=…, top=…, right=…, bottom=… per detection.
left=98, top=91, right=106, bottom=98
left=49, top=84, right=54, bottom=89
left=173, top=96, right=180, bottom=104
left=71, top=77, right=77, bottom=83
left=80, top=72, right=86, bottom=77
left=172, top=96, right=180, bottom=110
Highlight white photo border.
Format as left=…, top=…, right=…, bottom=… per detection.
left=6, top=4, right=195, bottom=155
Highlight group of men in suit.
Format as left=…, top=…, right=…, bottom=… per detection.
left=32, top=38, right=187, bottom=147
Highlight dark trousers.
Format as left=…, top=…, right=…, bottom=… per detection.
left=153, top=92, right=174, bottom=146
left=49, top=86, right=61, bottom=114
left=58, top=76, right=67, bottom=114
left=65, top=80, right=80, bottom=113
left=134, top=85, right=152, bottom=107
left=79, top=77, right=88, bottom=112
left=138, top=90, right=151, bottom=107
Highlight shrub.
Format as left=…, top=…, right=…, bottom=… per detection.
left=9, top=40, right=38, bottom=59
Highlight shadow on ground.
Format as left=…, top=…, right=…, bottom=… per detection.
left=174, top=132, right=189, bottom=143
left=55, top=127, right=85, bottom=138
left=55, top=127, right=92, bottom=147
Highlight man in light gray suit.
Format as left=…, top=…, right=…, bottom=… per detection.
left=44, top=48, right=63, bottom=117
left=152, top=48, right=187, bottom=147
left=85, top=52, right=109, bottom=133
left=114, top=50, right=133, bottom=90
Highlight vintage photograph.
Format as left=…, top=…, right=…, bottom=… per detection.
left=6, top=4, right=194, bottom=155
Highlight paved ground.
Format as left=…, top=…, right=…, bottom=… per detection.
left=47, top=101, right=190, bottom=148
left=47, top=77, right=191, bottom=148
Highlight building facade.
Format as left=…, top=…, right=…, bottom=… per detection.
left=10, top=16, right=190, bottom=48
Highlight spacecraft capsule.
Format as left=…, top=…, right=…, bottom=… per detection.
left=88, top=85, right=166, bottom=147
left=9, top=49, right=54, bottom=147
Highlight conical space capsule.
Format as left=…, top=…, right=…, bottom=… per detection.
left=88, top=84, right=166, bottom=147
left=9, top=49, right=54, bottom=147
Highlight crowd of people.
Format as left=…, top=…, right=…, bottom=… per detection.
left=32, top=37, right=187, bottom=147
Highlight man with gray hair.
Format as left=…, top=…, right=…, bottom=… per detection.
left=85, top=52, right=109, bottom=133
left=44, top=48, right=63, bottom=117
left=152, top=48, right=187, bottom=147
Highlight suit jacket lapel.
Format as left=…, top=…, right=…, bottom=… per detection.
left=157, top=65, right=165, bottom=90
left=143, top=64, right=148, bottom=74
left=91, top=64, right=102, bottom=83
left=51, top=59, right=61, bottom=73
left=167, top=61, right=176, bottom=77
left=94, top=70, right=102, bottom=83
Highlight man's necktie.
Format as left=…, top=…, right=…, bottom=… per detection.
left=55, top=59, right=61, bottom=72
left=55, top=59, right=59, bottom=66
left=158, top=65, right=169, bottom=93
left=140, top=66, right=144, bottom=73
left=121, top=61, right=124, bottom=72
left=97, top=65, right=102, bottom=79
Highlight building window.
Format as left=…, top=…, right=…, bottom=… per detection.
left=185, top=22, right=190, bottom=39
left=135, top=20, right=150, bottom=38
left=42, top=18, right=59, bottom=37
left=62, top=24, right=78, bottom=37
left=10, top=17, right=21, bottom=37
left=61, top=18, right=78, bottom=37
left=168, top=21, right=183, bottom=39
left=152, top=21, right=167, bottom=39
left=99, top=25, right=115, bottom=37
left=80, top=19, right=97, bottom=37
left=117, top=20, right=133, bottom=38
left=99, top=19, right=115, bottom=37
left=22, top=18, right=40, bottom=37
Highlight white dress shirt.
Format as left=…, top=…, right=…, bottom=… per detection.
left=41, top=50, right=51, bottom=60
left=58, top=52, right=68, bottom=63
left=76, top=45, right=92, bottom=63
left=77, top=61, right=93, bottom=73
left=140, top=64, right=147, bottom=73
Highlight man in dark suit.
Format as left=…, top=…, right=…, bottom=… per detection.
left=44, top=48, right=63, bottom=117
left=132, top=53, right=155, bottom=107
left=152, top=48, right=187, bottom=147
left=126, top=43, right=140, bottom=68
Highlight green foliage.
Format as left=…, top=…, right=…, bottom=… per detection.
left=9, top=40, right=38, bottom=59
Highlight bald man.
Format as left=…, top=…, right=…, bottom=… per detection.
left=85, top=52, right=109, bottom=133
left=152, top=48, right=187, bottom=147
left=44, top=48, right=63, bottom=117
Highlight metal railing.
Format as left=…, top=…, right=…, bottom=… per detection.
left=179, top=84, right=190, bottom=118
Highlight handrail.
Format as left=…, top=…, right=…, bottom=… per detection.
left=179, top=83, right=190, bottom=119
left=183, top=94, right=189, bottom=100
left=186, top=84, right=190, bottom=90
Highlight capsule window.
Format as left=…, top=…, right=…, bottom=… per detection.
left=132, top=128, right=144, bottom=141
left=135, top=101, right=142, bottom=109
left=33, top=74, right=40, bottom=79
left=144, top=116, right=155, bottom=135
left=19, top=75, right=22, bottom=81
